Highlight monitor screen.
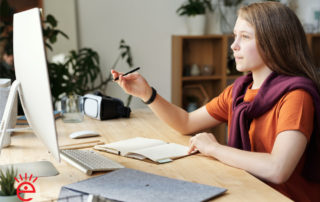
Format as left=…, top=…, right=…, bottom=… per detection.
left=13, top=8, right=60, bottom=161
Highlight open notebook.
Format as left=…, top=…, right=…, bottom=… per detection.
left=94, top=137, right=190, bottom=163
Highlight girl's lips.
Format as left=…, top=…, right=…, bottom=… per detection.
left=234, top=54, right=242, bottom=59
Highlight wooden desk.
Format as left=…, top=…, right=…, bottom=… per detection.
left=2, top=109, right=291, bottom=201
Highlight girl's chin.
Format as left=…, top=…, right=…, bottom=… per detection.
left=235, top=66, right=246, bottom=72
left=236, top=64, right=252, bottom=73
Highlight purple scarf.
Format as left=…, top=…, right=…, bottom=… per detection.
left=228, top=72, right=320, bottom=182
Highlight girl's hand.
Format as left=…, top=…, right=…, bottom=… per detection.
left=188, top=132, right=220, bottom=156
left=111, top=69, right=152, bottom=102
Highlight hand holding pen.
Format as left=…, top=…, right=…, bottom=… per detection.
left=111, top=67, right=153, bottom=102
left=113, top=67, right=140, bottom=81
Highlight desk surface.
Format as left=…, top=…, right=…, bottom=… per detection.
left=2, top=109, right=291, bottom=201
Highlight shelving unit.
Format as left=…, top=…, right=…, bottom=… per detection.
left=171, top=35, right=235, bottom=143
left=307, top=34, right=320, bottom=67
left=172, top=34, right=320, bottom=144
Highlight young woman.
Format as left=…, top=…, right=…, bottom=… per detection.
left=112, top=2, right=320, bottom=201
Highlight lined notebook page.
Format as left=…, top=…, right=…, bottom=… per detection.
left=99, top=137, right=165, bottom=156
left=127, top=143, right=189, bottom=162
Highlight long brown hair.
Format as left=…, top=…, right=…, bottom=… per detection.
left=238, top=2, right=320, bottom=93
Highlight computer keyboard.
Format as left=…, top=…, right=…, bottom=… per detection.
left=60, top=149, right=124, bottom=175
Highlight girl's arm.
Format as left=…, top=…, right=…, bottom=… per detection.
left=149, top=98, right=221, bottom=135
left=189, top=130, right=307, bottom=184
left=112, top=70, right=222, bottom=135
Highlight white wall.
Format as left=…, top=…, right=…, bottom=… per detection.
left=76, top=0, right=187, bottom=108
left=43, top=0, right=78, bottom=61
left=45, top=0, right=320, bottom=109
left=296, top=0, right=320, bottom=26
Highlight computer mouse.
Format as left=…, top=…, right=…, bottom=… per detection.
left=69, top=130, right=100, bottom=139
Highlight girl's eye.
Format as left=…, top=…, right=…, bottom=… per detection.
left=242, top=34, right=250, bottom=39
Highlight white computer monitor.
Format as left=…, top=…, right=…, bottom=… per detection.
left=0, top=8, right=60, bottom=162
left=14, top=8, right=60, bottom=160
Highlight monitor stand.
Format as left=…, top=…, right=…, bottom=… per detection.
left=0, top=80, right=59, bottom=177
left=0, top=161, right=59, bottom=177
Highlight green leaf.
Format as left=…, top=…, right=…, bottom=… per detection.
left=42, top=14, right=69, bottom=50
left=0, top=167, right=17, bottom=196
left=49, top=35, right=57, bottom=44
left=57, top=30, right=69, bottom=39
left=46, top=14, right=57, bottom=27
left=45, top=43, right=53, bottom=51
left=176, top=0, right=213, bottom=16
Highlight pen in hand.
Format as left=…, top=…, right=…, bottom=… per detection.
left=113, top=67, right=140, bottom=81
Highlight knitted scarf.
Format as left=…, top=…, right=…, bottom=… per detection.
left=228, top=72, right=320, bottom=182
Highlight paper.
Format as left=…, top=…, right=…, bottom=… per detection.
left=98, top=137, right=165, bottom=156
left=126, top=143, right=189, bottom=162
left=94, top=137, right=190, bottom=163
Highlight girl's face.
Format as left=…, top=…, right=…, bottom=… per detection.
left=231, top=17, right=266, bottom=73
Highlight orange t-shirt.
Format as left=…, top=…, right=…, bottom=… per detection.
left=206, top=84, right=320, bottom=202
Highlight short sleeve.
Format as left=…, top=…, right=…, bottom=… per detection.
left=205, top=84, right=233, bottom=122
left=277, top=89, right=314, bottom=140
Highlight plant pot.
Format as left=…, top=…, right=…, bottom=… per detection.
left=207, top=7, right=222, bottom=34
left=186, top=15, right=206, bottom=35
left=0, top=194, right=23, bottom=202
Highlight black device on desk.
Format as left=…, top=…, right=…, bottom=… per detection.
left=83, top=92, right=131, bottom=120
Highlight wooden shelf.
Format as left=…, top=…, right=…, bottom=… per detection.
left=227, top=74, right=243, bottom=80
left=306, top=34, right=320, bottom=66
left=182, top=75, right=222, bottom=81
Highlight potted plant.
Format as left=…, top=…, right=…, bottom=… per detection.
left=176, top=0, right=213, bottom=35
left=48, top=39, right=134, bottom=107
left=0, top=167, right=21, bottom=201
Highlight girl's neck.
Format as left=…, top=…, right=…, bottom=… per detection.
left=251, top=67, right=273, bottom=89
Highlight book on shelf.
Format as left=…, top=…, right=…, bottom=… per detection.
left=94, top=137, right=191, bottom=163
left=16, top=110, right=61, bottom=125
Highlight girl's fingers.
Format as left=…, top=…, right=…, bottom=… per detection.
left=119, top=75, right=130, bottom=91
left=119, top=75, right=124, bottom=86
left=111, top=69, right=117, bottom=74
left=111, top=70, right=118, bottom=80
left=124, top=73, right=139, bottom=80
left=111, top=70, right=125, bottom=80
left=188, top=143, right=196, bottom=154
left=188, top=138, right=196, bottom=154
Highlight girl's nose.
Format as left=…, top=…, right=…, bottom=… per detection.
left=231, top=39, right=239, bottom=51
